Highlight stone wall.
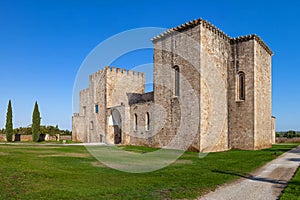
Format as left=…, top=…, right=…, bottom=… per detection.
left=91, top=67, right=106, bottom=143
left=72, top=87, right=89, bottom=142
left=199, top=22, right=230, bottom=152
left=106, top=67, right=145, bottom=108
left=153, top=24, right=201, bottom=151
left=105, top=67, right=145, bottom=144
left=128, top=102, right=153, bottom=146
left=271, top=117, right=276, bottom=144
left=228, top=39, right=255, bottom=150
left=72, top=114, right=86, bottom=141
left=254, top=40, right=272, bottom=149
left=0, top=134, right=32, bottom=142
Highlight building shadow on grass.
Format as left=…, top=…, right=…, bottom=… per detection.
left=212, top=170, right=287, bottom=185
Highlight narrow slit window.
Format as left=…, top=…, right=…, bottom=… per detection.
left=134, top=114, right=137, bottom=131
left=95, top=104, right=99, bottom=113
left=238, top=72, right=245, bottom=100
left=174, top=65, right=180, bottom=97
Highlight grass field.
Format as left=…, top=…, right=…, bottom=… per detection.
left=280, top=166, right=300, bottom=200
left=0, top=143, right=298, bottom=199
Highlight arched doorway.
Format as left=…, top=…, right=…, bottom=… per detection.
left=111, top=109, right=122, bottom=144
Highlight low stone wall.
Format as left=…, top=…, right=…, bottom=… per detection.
left=276, top=137, right=300, bottom=143
left=19, top=135, right=32, bottom=141
left=0, top=134, right=71, bottom=142
left=0, top=134, right=6, bottom=141
left=60, top=135, right=72, bottom=140
left=0, top=134, right=32, bottom=142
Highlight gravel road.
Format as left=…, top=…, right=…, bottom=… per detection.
left=199, top=145, right=300, bottom=200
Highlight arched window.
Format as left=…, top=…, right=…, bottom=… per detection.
left=238, top=72, right=245, bottom=100
left=145, top=112, right=150, bottom=131
left=134, top=114, right=137, bottom=131
left=174, top=65, right=180, bottom=97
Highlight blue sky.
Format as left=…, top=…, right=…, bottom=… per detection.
left=0, top=0, right=299, bottom=131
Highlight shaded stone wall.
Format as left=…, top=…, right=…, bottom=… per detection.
left=228, top=40, right=255, bottom=150
left=128, top=102, right=153, bottom=146
left=152, top=37, right=173, bottom=148
left=153, top=24, right=201, bottom=151
left=128, top=92, right=154, bottom=105
left=253, top=40, right=272, bottom=149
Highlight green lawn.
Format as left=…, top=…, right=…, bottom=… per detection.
left=0, top=143, right=298, bottom=199
left=280, top=166, right=300, bottom=200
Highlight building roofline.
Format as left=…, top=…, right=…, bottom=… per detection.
left=151, top=18, right=230, bottom=42
left=151, top=18, right=273, bottom=56
left=231, top=34, right=273, bottom=55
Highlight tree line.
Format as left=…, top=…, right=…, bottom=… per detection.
left=0, top=125, right=72, bottom=136
left=276, top=130, right=300, bottom=138
left=2, top=100, right=71, bottom=142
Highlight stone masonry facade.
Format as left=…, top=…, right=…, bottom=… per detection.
left=72, top=18, right=275, bottom=152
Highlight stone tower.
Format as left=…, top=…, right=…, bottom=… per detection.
left=151, top=19, right=273, bottom=151
left=228, top=35, right=273, bottom=150
left=72, top=67, right=145, bottom=144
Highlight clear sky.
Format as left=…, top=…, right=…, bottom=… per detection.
left=0, top=0, right=299, bottom=131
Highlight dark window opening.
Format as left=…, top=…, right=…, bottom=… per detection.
left=134, top=114, right=137, bottom=131
left=174, top=65, right=180, bottom=97
left=83, top=106, right=86, bottom=116
left=95, top=104, right=99, bottom=113
left=238, top=72, right=245, bottom=100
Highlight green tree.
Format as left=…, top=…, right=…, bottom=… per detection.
left=5, top=100, right=13, bottom=142
left=32, top=101, right=41, bottom=142
left=284, top=130, right=296, bottom=138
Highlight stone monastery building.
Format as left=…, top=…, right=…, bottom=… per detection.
left=72, top=18, right=276, bottom=152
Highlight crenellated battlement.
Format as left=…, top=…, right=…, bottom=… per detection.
left=89, top=67, right=106, bottom=80
left=79, top=88, right=89, bottom=95
left=89, top=66, right=145, bottom=82
left=106, top=66, right=145, bottom=78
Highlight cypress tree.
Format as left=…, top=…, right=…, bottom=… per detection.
left=5, top=100, right=13, bottom=142
left=32, top=101, right=41, bottom=142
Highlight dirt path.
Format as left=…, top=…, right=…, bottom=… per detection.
left=199, top=146, right=300, bottom=200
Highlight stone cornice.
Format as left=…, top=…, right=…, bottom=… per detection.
left=231, top=34, right=273, bottom=56
left=151, top=18, right=273, bottom=56
left=151, top=18, right=231, bottom=42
